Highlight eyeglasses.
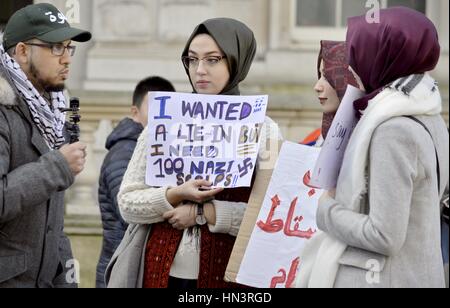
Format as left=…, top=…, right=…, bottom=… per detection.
left=182, top=55, right=226, bottom=70
left=24, top=43, right=76, bottom=57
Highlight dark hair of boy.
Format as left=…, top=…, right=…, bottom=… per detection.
left=132, top=76, right=176, bottom=108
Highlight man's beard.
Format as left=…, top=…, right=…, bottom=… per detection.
left=30, top=61, right=66, bottom=93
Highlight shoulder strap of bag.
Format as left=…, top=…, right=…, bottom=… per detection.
left=404, top=116, right=441, bottom=195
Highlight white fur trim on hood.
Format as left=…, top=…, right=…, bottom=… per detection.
left=0, top=32, right=18, bottom=106
left=0, top=74, right=17, bottom=106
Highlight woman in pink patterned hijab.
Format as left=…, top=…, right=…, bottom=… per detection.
left=314, top=41, right=359, bottom=139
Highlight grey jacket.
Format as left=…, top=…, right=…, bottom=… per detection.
left=0, top=65, right=76, bottom=288
left=105, top=224, right=151, bottom=288
left=318, top=115, right=449, bottom=288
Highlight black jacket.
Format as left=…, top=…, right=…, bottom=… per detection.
left=96, top=118, right=143, bottom=288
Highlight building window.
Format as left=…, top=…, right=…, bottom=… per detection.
left=296, top=0, right=426, bottom=28
left=292, top=0, right=427, bottom=47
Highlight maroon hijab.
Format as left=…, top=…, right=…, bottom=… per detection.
left=346, top=7, right=440, bottom=117
left=318, top=41, right=359, bottom=138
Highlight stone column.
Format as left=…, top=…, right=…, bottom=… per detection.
left=66, top=122, right=100, bottom=217
left=93, top=119, right=113, bottom=168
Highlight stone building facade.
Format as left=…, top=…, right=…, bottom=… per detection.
left=3, top=0, right=449, bottom=220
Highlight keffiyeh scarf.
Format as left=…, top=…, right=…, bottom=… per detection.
left=0, top=44, right=66, bottom=149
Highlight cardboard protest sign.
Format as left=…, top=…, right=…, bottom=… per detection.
left=145, top=92, right=268, bottom=188
left=310, top=85, right=365, bottom=189
left=232, top=142, right=322, bottom=288
left=225, top=138, right=283, bottom=284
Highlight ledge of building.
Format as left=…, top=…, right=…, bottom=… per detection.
left=69, top=84, right=448, bottom=121
left=64, top=215, right=103, bottom=236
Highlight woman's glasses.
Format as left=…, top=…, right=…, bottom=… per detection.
left=182, top=55, right=226, bottom=70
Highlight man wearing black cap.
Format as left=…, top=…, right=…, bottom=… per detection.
left=0, top=3, right=91, bottom=288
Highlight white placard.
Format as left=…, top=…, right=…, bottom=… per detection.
left=237, top=142, right=322, bottom=288
left=310, top=85, right=365, bottom=189
left=146, top=92, right=268, bottom=188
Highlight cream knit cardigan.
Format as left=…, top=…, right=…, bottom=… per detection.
left=118, top=116, right=282, bottom=279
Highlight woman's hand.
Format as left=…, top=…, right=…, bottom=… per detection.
left=166, top=180, right=224, bottom=206
left=163, top=204, right=197, bottom=231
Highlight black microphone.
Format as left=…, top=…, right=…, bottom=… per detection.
left=59, top=97, right=81, bottom=144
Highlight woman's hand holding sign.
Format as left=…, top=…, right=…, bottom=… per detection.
left=166, top=179, right=223, bottom=206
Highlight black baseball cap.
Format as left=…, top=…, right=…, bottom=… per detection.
left=3, top=3, right=92, bottom=51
